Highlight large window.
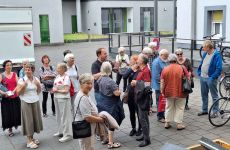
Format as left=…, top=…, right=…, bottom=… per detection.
left=140, top=7, right=154, bottom=31
left=101, top=8, right=127, bottom=34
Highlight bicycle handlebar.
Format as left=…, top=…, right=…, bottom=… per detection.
left=203, top=33, right=218, bottom=39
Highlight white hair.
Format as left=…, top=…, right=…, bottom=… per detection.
left=159, top=49, right=169, bottom=56
left=100, top=61, right=112, bottom=76
left=142, top=47, right=152, bottom=54
left=118, top=47, right=126, bottom=53
left=175, top=49, right=183, bottom=54
left=168, top=54, right=177, bottom=63
left=79, top=73, right=93, bottom=85
left=64, top=53, right=75, bottom=62
left=148, top=42, right=157, bottom=48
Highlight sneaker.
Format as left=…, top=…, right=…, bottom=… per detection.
left=59, top=136, right=72, bottom=143
left=53, top=133, right=63, bottom=137
left=43, top=114, right=48, bottom=118
left=27, top=141, right=38, bottom=149
left=210, top=113, right=218, bottom=118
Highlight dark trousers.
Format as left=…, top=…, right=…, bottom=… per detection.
left=185, top=95, right=189, bottom=107
left=138, top=106, right=150, bottom=142
left=42, top=92, right=55, bottom=114
left=128, top=99, right=141, bottom=130
left=116, top=73, right=127, bottom=92
left=155, top=90, right=165, bottom=120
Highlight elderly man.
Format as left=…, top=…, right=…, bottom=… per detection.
left=152, top=49, right=169, bottom=123
left=197, top=40, right=222, bottom=117
left=91, top=48, right=108, bottom=103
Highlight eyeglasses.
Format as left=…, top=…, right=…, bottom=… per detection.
left=176, top=53, right=183, bottom=56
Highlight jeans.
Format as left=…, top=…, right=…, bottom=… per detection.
left=42, top=92, right=55, bottom=115
left=94, top=91, right=101, bottom=104
left=200, top=77, right=219, bottom=113
left=155, top=90, right=165, bottom=120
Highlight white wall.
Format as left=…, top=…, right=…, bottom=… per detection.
left=62, top=1, right=76, bottom=34
left=81, top=1, right=173, bottom=34
left=127, top=8, right=133, bottom=33
left=158, top=1, right=174, bottom=31
left=0, top=0, right=64, bottom=44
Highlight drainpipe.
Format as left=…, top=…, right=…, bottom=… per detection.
left=76, top=0, right=82, bottom=32
left=191, top=0, right=197, bottom=41
left=154, top=0, right=158, bottom=36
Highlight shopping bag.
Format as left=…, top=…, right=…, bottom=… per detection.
left=158, top=94, right=166, bottom=112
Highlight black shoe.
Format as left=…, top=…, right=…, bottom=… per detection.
left=138, top=140, right=151, bottom=147
left=129, top=129, right=136, bottom=136
left=185, top=105, right=190, bottom=110
left=136, top=136, right=144, bottom=141
left=197, top=112, right=208, bottom=116
left=136, top=129, right=142, bottom=136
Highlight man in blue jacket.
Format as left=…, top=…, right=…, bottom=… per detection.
left=197, top=40, right=222, bottom=117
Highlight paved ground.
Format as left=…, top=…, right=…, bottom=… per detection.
left=1, top=41, right=230, bottom=150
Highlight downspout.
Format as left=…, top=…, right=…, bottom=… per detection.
left=191, top=0, right=197, bottom=41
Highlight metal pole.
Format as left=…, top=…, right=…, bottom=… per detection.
left=172, top=38, right=174, bottom=53
left=109, top=34, right=111, bottom=53
left=173, top=0, right=176, bottom=38
left=154, top=0, right=158, bottom=36
left=129, top=33, right=132, bottom=56
left=118, top=34, right=120, bottom=48
left=191, top=40, right=194, bottom=67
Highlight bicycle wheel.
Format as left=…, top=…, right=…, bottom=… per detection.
left=199, top=46, right=204, bottom=58
left=208, top=97, right=230, bottom=127
left=221, top=47, right=230, bottom=63
left=219, top=76, right=230, bottom=97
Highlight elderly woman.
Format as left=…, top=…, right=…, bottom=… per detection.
left=152, top=49, right=169, bottom=123
left=123, top=55, right=142, bottom=136
left=52, top=63, right=73, bottom=142
left=160, top=54, right=190, bottom=130
left=131, top=55, right=151, bottom=147
left=97, top=61, right=125, bottom=149
left=64, top=53, right=80, bottom=118
left=175, top=49, right=194, bottom=110
left=74, top=73, right=104, bottom=150
left=0, top=60, right=21, bottom=137
left=39, top=55, right=56, bottom=117
left=19, top=59, right=29, bottom=78
left=17, top=63, right=43, bottom=149
left=115, top=47, right=129, bottom=92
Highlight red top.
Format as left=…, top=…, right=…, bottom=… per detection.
left=136, top=66, right=151, bottom=82
left=160, top=64, right=189, bottom=98
left=1, top=72, right=18, bottom=98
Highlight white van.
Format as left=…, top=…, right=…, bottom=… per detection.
left=0, top=6, right=34, bottom=72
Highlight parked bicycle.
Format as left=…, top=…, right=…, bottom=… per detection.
left=208, top=63, right=230, bottom=127
left=199, top=34, right=230, bottom=63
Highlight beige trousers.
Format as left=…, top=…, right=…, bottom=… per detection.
left=54, top=98, right=73, bottom=137
left=165, top=98, right=186, bottom=124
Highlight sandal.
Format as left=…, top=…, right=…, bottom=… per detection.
left=177, top=124, right=186, bottom=130
left=32, top=139, right=40, bottom=145
left=108, top=142, right=121, bottom=149
left=8, top=132, right=14, bottom=137
left=27, top=141, right=38, bottom=149
left=164, top=123, right=172, bottom=129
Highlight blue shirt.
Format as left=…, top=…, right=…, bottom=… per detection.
left=19, top=68, right=25, bottom=78
left=151, top=57, right=168, bottom=90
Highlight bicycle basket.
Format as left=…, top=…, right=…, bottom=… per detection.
left=222, top=63, right=230, bottom=74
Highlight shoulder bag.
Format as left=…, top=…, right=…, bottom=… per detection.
left=181, top=66, right=193, bottom=94
left=72, top=96, right=91, bottom=139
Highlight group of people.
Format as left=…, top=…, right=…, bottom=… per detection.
left=0, top=39, right=223, bottom=150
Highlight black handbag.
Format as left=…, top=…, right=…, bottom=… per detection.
left=72, top=96, right=91, bottom=139
left=181, top=66, right=193, bottom=94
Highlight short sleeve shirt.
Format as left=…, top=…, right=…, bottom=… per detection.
left=39, top=65, right=56, bottom=92
left=91, top=60, right=102, bottom=92
left=136, top=66, right=151, bottom=82
left=74, top=91, right=98, bottom=121
left=66, top=65, right=79, bottom=92
left=53, top=74, right=70, bottom=98
left=18, top=76, right=40, bottom=103
left=98, top=76, right=118, bottom=96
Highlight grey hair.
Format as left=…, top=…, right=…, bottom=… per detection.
left=159, top=49, right=169, bottom=56
left=118, top=47, right=126, bottom=53
left=148, top=42, right=157, bottom=48
left=175, top=49, right=183, bottom=54
left=100, top=61, right=112, bottom=76
left=64, top=53, right=75, bottom=62
left=142, top=47, right=152, bottom=54
left=79, top=73, right=93, bottom=85
left=168, top=54, right=177, bottom=63
left=57, top=63, right=67, bottom=72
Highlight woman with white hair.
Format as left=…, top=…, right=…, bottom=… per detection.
left=115, top=47, right=129, bottom=92
left=160, top=54, right=190, bottom=130
left=64, top=53, right=80, bottom=118
left=74, top=73, right=104, bottom=150
left=97, top=62, right=125, bottom=149
left=175, top=49, right=194, bottom=110
left=52, top=63, right=73, bottom=142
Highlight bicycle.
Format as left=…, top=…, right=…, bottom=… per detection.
left=199, top=34, right=230, bottom=63
left=208, top=63, right=230, bottom=127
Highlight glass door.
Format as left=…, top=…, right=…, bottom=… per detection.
left=39, top=15, right=50, bottom=43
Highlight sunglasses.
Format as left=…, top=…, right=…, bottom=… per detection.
left=176, top=53, right=183, bottom=56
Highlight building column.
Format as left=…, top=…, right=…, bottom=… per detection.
left=76, top=0, right=82, bottom=32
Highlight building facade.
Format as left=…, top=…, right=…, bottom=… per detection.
left=177, top=0, right=230, bottom=47
left=0, top=0, right=174, bottom=44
